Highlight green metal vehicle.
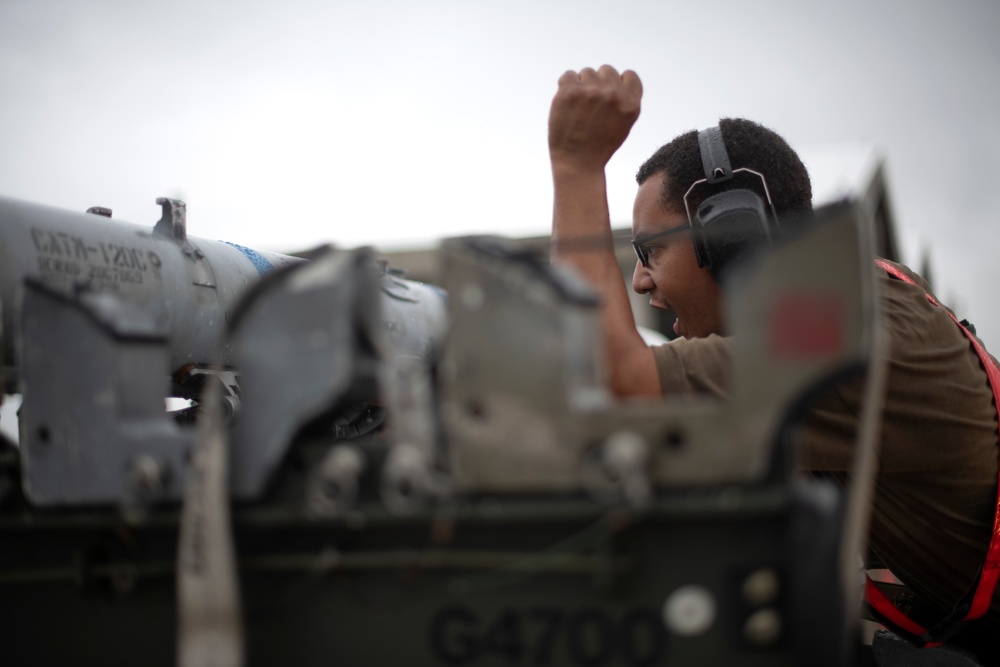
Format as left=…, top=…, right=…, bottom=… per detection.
left=0, top=197, right=881, bottom=666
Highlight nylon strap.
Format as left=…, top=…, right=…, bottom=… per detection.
left=865, top=258, right=1000, bottom=644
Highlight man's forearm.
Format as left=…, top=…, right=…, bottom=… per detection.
left=550, top=165, right=621, bottom=295
left=550, top=164, right=638, bottom=341
left=550, top=164, right=660, bottom=397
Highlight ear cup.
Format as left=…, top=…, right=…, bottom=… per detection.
left=694, top=189, right=773, bottom=279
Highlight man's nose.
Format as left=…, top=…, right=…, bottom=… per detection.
left=632, top=261, right=653, bottom=294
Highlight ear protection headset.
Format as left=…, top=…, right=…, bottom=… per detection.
left=684, top=126, right=780, bottom=279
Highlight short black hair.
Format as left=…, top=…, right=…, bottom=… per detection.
left=636, top=118, right=812, bottom=218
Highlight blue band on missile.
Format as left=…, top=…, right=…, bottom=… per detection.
left=223, top=241, right=275, bottom=276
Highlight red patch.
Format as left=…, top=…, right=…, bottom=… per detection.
left=769, top=294, right=844, bottom=359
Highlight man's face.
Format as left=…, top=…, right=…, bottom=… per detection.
left=631, top=170, right=723, bottom=339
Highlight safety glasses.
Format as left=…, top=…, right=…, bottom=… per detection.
left=630, top=223, right=692, bottom=267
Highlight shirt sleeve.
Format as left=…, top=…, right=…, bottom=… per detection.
left=650, top=334, right=732, bottom=398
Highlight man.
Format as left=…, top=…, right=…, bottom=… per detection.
left=548, top=65, right=999, bottom=661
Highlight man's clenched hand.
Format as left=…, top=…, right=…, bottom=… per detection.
left=548, top=65, right=643, bottom=173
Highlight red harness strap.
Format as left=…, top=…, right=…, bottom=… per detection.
left=865, top=258, right=1000, bottom=645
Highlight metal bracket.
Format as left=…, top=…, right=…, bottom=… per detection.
left=227, top=247, right=384, bottom=500
left=18, top=280, right=192, bottom=507
left=151, top=198, right=216, bottom=287
left=154, top=197, right=187, bottom=242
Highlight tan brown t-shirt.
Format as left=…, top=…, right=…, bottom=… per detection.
left=651, top=260, right=1000, bottom=635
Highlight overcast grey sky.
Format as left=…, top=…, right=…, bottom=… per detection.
left=1, top=0, right=998, bottom=349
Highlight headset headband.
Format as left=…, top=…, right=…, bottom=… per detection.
left=698, top=126, right=733, bottom=183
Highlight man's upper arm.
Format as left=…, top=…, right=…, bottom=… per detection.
left=609, top=339, right=662, bottom=398
left=648, top=335, right=732, bottom=398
